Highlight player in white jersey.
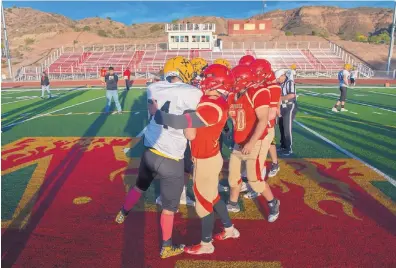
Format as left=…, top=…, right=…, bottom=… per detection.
left=332, top=64, right=351, bottom=112
left=115, top=56, right=202, bottom=258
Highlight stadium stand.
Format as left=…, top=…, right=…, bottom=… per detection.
left=16, top=41, right=375, bottom=81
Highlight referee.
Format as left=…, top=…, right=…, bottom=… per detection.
left=275, top=70, right=297, bottom=156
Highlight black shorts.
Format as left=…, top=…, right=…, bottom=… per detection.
left=350, top=78, right=355, bottom=84
left=339, top=86, right=347, bottom=102
left=136, top=148, right=184, bottom=212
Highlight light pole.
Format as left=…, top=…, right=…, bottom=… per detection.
left=1, top=3, right=13, bottom=80
left=386, top=1, right=396, bottom=74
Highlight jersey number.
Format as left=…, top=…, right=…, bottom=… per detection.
left=230, top=109, right=246, bottom=131
left=160, top=101, right=171, bottom=129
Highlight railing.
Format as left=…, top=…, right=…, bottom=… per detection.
left=165, top=23, right=215, bottom=32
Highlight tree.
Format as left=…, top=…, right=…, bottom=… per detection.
left=24, top=38, right=35, bottom=46
left=285, top=31, right=293, bottom=36
left=355, top=32, right=368, bottom=42
left=97, top=30, right=107, bottom=37
left=311, top=30, right=317, bottom=36
left=119, top=29, right=126, bottom=37
left=171, top=19, right=178, bottom=24
left=106, top=17, right=112, bottom=20
left=149, top=24, right=162, bottom=33
left=83, top=26, right=91, bottom=31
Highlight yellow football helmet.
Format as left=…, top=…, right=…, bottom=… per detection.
left=290, top=64, right=297, bottom=70
left=213, top=58, right=231, bottom=69
left=163, top=56, right=194, bottom=83
left=344, top=63, right=352, bottom=70
left=191, top=57, right=208, bottom=75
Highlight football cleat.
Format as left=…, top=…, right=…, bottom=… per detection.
left=281, top=150, right=293, bottom=156
left=243, top=191, right=259, bottom=199
left=160, top=244, right=185, bottom=258
left=268, top=199, right=280, bottom=223
left=340, top=108, right=348, bottom=112
left=184, top=242, right=215, bottom=255
left=268, top=163, right=280, bottom=177
left=214, top=225, right=240, bottom=241
left=332, top=107, right=339, bottom=112
left=226, top=203, right=241, bottom=213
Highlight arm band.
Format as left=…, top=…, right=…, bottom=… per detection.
left=154, top=110, right=206, bottom=129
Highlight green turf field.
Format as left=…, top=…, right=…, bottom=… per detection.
left=2, top=86, right=396, bottom=179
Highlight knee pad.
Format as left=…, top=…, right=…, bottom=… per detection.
left=135, top=177, right=151, bottom=192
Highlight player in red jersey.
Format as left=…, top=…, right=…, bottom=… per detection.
left=227, top=64, right=280, bottom=222
left=250, top=59, right=282, bottom=180
left=148, top=64, right=240, bottom=255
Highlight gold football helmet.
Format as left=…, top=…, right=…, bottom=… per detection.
left=344, top=63, right=352, bottom=70
left=213, top=58, right=231, bottom=69
left=163, top=56, right=194, bottom=83
left=290, top=63, right=297, bottom=70
left=191, top=57, right=208, bottom=76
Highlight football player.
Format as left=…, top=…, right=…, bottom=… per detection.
left=239, top=55, right=255, bottom=66
left=213, top=58, right=232, bottom=69
left=191, top=57, right=208, bottom=87
left=115, top=56, right=202, bottom=258
left=332, top=63, right=351, bottom=112
left=226, top=64, right=280, bottom=222
left=148, top=64, right=240, bottom=255
left=241, top=59, right=282, bottom=202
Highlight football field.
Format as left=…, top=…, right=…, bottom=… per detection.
left=1, top=86, right=396, bottom=267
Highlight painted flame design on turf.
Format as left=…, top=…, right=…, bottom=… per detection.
left=1, top=137, right=130, bottom=166
left=269, top=160, right=362, bottom=220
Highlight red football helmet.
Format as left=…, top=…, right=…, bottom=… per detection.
left=231, top=65, right=256, bottom=93
left=250, top=59, right=272, bottom=84
left=239, top=55, right=255, bottom=66
left=200, top=64, right=234, bottom=94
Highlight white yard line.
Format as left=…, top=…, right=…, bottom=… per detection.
left=88, top=112, right=94, bottom=115
left=299, top=89, right=396, bottom=113
left=297, top=85, right=396, bottom=89
left=2, top=96, right=105, bottom=129
left=349, top=111, right=358, bottom=115
left=1, top=86, right=146, bottom=92
left=2, top=97, right=39, bottom=105
left=295, top=120, right=396, bottom=187
left=66, top=112, right=72, bottom=115
left=368, top=91, right=396, bottom=97
left=373, top=112, right=383, bottom=115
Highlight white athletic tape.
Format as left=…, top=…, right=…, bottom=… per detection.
left=295, top=120, right=396, bottom=188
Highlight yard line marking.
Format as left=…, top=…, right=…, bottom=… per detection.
left=373, top=112, right=382, bottom=115
left=354, top=94, right=367, bottom=97
left=66, top=112, right=72, bottom=115
left=295, top=120, right=396, bottom=188
left=2, top=96, right=13, bottom=99
left=369, top=91, right=396, bottom=97
left=303, top=112, right=310, bottom=115
left=2, top=96, right=105, bottom=129
left=134, top=112, right=140, bottom=115
left=88, top=112, right=94, bottom=115
left=2, top=97, right=40, bottom=105
left=299, top=89, right=396, bottom=113
left=349, top=111, right=358, bottom=114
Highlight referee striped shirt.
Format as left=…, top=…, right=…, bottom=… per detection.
left=280, top=78, right=296, bottom=102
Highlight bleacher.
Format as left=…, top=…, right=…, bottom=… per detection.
left=19, top=41, right=365, bottom=80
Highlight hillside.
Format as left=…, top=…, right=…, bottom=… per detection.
left=2, top=6, right=395, bottom=76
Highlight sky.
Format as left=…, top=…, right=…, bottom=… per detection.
left=3, top=1, right=395, bottom=25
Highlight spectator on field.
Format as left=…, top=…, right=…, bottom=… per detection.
left=105, top=67, right=122, bottom=114
left=41, top=71, right=52, bottom=99
left=123, top=67, right=131, bottom=91
left=100, top=67, right=107, bottom=84
left=350, top=67, right=358, bottom=86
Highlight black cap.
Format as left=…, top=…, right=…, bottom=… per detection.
left=109, top=66, right=114, bottom=70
